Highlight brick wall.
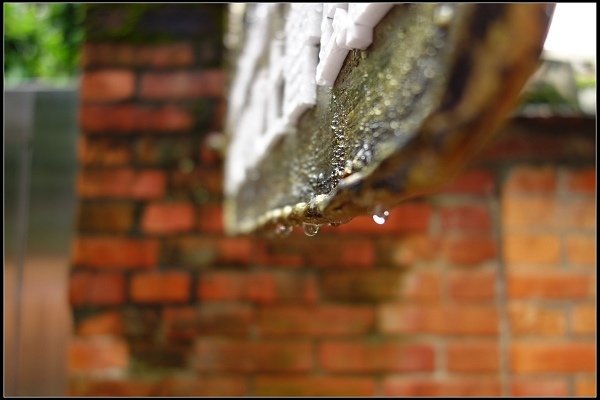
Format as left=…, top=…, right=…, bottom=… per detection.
left=69, top=5, right=596, bottom=396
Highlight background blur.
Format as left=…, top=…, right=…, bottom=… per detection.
left=4, top=3, right=596, bottom=397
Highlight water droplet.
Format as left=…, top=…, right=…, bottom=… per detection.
left=372, top=206, right=390, bottom=225
left=275, top=224, right=293, bottom=237
left=302, top=223, right=320, bottom=237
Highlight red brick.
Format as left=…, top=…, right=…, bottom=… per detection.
left=157, top=376, right=247, bottom=396
left=575, top=376, right=596, bottom=397
left=304, top=238, right=374, bottom=268
left=193, top=340, right=312, bottom=372
left=255, top=376, right=375, bottom=396
left=77, top=169, right=166, bottom=199
left=83, top=43, right=195, bottom=68
left=197, top=204, right=223, bottom=233
left=566, top=168, right=595, bottom=195
left=382, top=377, right=501, bottom=396
left=140, top=70, right=224, bottom=99
left=142, top=202, right=195, bottom=234
left=68, top=336, right=129, bottom=375
left=257, top=305, right=374, bottom=336
left=572, top=304, right=596, bottom=335
left=510, top=341, right=595, bottom=373
left=78, top=136, right=132, bottom=166
left=565, top=234, right=596, bottom=266
left=197, top=271, right=317, bottom=304
left=448, top=268, right=496, bottom=301
left=384, top=235, right=440, bottom=266
left=333, top=203, right=431, bottom=234
left=440, top=205, right=492, bottom=231
left=77, top=202, right=135, bottom=233
left=134, top=137, right=194, bottom=166
left=561, top=198, right=596, bottom=229
left=170, top=168, right=224, bottom=198
left=508, top=303, right=566, bottom=336
left=131, top=271, right=191, bottom=303
left=502, top=195, right=558, bottom=228
left=379, top=304, right=499, bottom=335
left=69, top=272, right=126, bottom=306
left=319, top=341, right=434, bottom=372
left=81, top=70, right=135, bottom=102
left=81, top=105, right=194, bottom=133
left=511, top=379, right=568, bottom=397
left=217, top=237, right=253, bottom=265
left=504, top=166, right=557, bottom=194
left=321, top=269, right=439, bottom=302
left=68, top=379, right=156, bottom=397
left=73, top=237, right=159, bottom=269
left=446, top=341, right=499, bottom=372
left=442, top=234, right=497, bottom=266
left=78, top=312, right=124, bottom=336
left=503, top=233, right=560, bottom=267
left=441, top=169, right=495, bottom=195
left=163, top=305, right=254, bottom=340
left=508, top=272, right=592, bottom=300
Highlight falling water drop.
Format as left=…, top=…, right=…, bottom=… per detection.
left=372, top=206, right=390, bottom=225
left=302, top=223, right=320, bottom=237
left=275, top=224, right=293, bottom=237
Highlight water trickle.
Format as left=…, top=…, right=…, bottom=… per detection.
left=275, top=224, right=293, bottom=237
left=302, top=223, right=320, bottom=237
left=372, top=206, right=390, bottom=225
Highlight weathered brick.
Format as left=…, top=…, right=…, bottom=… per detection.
left=507, top=272, right=592, bottom=300
left=561, top=198, right=596, bottom=229
left=319, top=341, right=434, bottom=372
left=197, top=271, right=317, bottom=304
left=448, top=268, right=496, bottom=301
left=502, top=195, right=558, bottom=228
left=83, top=43, right=195, bottom=68
left=510, top=379, right=568, bottom=397
left=73, top=237, right=159, bottom=269
left=197, top=204, right=223, bottom=233
left=170, top=169, right=224, bottom=199
left=77, top=169, right=166, bottom=199
left=81, top=70, right=135, bottom=102
left=78, top=312, right=124, bottom=336
left=77, top=202, right=135, bottom=233
left=257, top=305, right=374, bottom=336
left=382, top=377, right=501, bottom=396
left=442, top=234, right=497, bottom=266
left=140, top=70, right=224, bottom=99
left=157, top=376, right=247, bottom=396
left=503, top=233, right=560, bottom=267
left=510, top=341, right=595, bottom=373
left=441, top=169, right=495, bottom=196
left=566, top=167, right=596, bottom=195
left=440, top=205, right=492, bottom=232
left=68, top=336, right=129, bottom=375
left=163, top=305, right=254, bottom=340
left=384, top=235, right=440, bottom=266
left=565, top=234, right=596, bottom=266
left=446, top=341, right=499, bottom=372
left=575, top=376, right=597, bottom=397
left=254, top=376, right=375, bottom=396
left=134, top=137, right=193, bottom=167
left=379, top=304, right=499, bottom=335
left=217, top=237, right=253, bottom=265
left=81, top=105, right=194, bottom=133
left=572, top=303, right=596, bottom=335
left=69, top=271, right=126, bottom=306
left=504, top=166, right=557, bottom=194
left=193, top=340, right=312, bottom=372
left=321, top=269, right=439, bottom=302
left=303, top=238, right=374, bottom=268
left=508, top=303, right=566, bottom=336
left=131, top=271, right=191, bottom=303
left=78, top=137, right=132, bottom=166
left=68, top=378, right=156, bottom=397
left=141, top=202, right=195, bottom=234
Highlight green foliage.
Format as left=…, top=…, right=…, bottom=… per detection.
left=4, top=3, right=84, bottom=84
